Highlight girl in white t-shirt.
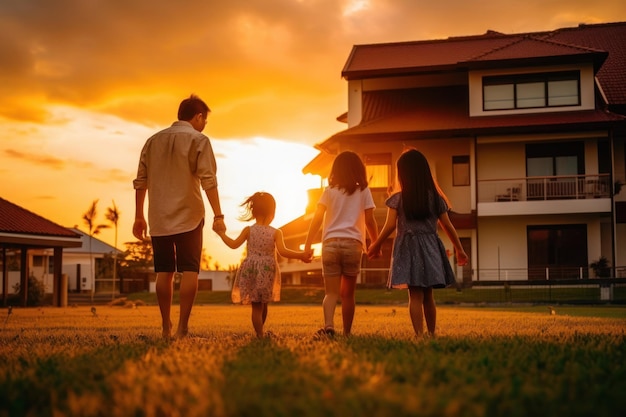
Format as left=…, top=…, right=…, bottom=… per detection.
left=304, top=151, right=379, bottom=337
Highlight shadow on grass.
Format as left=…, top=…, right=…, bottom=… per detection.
left=0, top=335, right=168, bottom=416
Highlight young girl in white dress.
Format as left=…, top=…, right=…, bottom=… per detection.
left=368, top=149, right=468, bottom=337
left=217, top=192, right=311, bottom=338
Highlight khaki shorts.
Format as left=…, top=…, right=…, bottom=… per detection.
left=321, top=238, right=363, bottom=278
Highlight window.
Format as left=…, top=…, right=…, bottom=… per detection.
left=33, top=255, right=44, bottom=267
left=526, top=142, right=584, bottom=177
left=452, top=155, right=470, bottom=186
left=527, top=224, right=588, bottom=279
left=525, top=142, right=584, bottom=199
left=363, top=153, right=391, bottom=189
left=483, top=71, right=580, bottom=111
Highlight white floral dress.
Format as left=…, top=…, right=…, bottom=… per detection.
left=231, top=224, right=281, bottom=304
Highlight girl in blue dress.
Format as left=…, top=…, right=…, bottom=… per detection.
left=368, top=149, right=468, bottom=337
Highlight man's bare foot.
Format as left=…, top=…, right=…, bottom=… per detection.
left=162, top=321, right=173, bottom=339
left=174, top=328, right=189, bottom=339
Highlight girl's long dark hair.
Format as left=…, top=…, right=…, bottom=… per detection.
left=397, top=149, right=449, bottom=220
left=328, top=151, right=368, bottom=195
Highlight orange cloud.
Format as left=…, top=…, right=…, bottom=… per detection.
left=4, top=149, right=66, bottom=170
left=2, top=0, right=623, bottom=143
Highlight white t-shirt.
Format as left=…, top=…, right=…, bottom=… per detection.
left=318, top=186, right=376, bottom=247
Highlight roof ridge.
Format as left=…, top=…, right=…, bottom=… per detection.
left=354, top=21, right=626, bottom=50
left=468, top=34, right=605, bottom=61
left=466, top=35, right=524, bottom=60
left=533, top=33, right=606, bottom=52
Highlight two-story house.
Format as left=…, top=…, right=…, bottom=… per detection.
left=280, top=21, right=626, bottom=285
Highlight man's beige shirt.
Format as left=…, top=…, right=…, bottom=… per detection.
left=133, top=121, right=218, bottom=236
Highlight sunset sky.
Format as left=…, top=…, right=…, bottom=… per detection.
left=1, top=0, right=626, bottom=267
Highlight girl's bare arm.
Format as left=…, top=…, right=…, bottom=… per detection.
left=303, top=204, right=326, bottom=253
left=438, top=212, right=468, bottom=265
left=364, top=207, right=379, bottom=243
left=367, top=208, right=397, bottom=258
left=217, top=226, right=249, bottom=249
left=275, top=229, right=310, bottom=261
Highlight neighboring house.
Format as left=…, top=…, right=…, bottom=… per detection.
left=146, top=270, right=232, bottom=293
left=0, top=197, right=82, bottom=306
left=280, top=21, right=626, bottom=285
left=33, top=227, right=123, bottom=295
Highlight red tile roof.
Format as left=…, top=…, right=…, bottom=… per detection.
left=343, top=21, right=626, bottom=105
left=0, top=197, right=80, bottom=238
left=543, top=22, right=626, bottom=106
left=467, top=36, right=606, bottom=67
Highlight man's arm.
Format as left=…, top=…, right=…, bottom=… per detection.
left=205, top=186, right=226, bottom=233
left=132, top=188, right=148, bottom=240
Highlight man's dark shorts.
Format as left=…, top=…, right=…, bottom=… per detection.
left=151, top=220, right=203, bottom=273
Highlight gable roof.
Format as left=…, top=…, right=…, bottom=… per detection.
left=342, top=21, right=626, bottom=106
left=0, top=197, right=82, bottom=247
left=64, top=228, right=121, bottom=255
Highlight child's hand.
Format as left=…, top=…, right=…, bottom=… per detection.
left=456, top=250, right=469, bottom=266
left=302, top=249, right=314, bottom=263
left=212, top=218, right=226, bottom=234
left=366, top=244, right=381, bottom=259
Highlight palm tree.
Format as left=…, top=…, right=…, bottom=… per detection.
left=105, top=201, right=121, bottom=300
left=82, top=199, right=109, bottom=303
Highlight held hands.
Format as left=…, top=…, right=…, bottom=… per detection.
left=366, top=243, right=382, bottom=259
left=300, top=250, right=314, bottom=263
left=300, top=247, right=314, bottom=264
left=212, top=217, right=226, bottom=234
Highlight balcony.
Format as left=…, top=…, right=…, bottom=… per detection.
left=478, top=174, right=612, bottom=216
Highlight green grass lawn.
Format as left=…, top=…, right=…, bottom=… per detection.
left=1, top=304, right=624, bottom=417
left=125, top=288, right=626, bottom=319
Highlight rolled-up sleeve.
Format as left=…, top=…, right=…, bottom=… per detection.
left=133, top=148, right=148, bottom=190
left=195, top=136, right=218, bottom=190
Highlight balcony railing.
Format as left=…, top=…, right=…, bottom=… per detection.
left=478, top=174, right=611, bottom=203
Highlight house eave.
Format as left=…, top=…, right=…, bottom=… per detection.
left=0, top=232, right=83, bottom=248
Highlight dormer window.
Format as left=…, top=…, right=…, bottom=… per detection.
left=483, top=71, right=580, bottom=111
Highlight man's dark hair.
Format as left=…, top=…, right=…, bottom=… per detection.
left=178, top=94, right=210, bottom=121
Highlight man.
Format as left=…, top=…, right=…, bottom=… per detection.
left=133, top=94, right=225, bottom=339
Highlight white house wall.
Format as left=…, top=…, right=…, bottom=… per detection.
left=347, top=80, right=363, bottom=127
left=478, top=214, right=605, bottom=276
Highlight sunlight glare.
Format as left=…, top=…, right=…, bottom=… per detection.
left=343, top=0, right=369, bottom=17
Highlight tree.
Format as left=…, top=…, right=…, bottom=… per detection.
left=82, top=199, right=109, bottom=302
left=120, top=239, right=154, bottom=272
left=201, top=248, right=212, bottom=270
left=105, top=201, right=120, bottom=300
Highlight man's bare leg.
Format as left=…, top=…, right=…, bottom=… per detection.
left=176, top=271, right=199, bottom=338
left=155, top=272, right=175, bottom=338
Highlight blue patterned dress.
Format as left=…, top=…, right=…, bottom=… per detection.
left=231, top=224, right=281, bottom=304
left=386, top=192, right=456, bottom=289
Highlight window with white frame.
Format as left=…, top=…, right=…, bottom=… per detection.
left=483, top=71, right=580, bottom=111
